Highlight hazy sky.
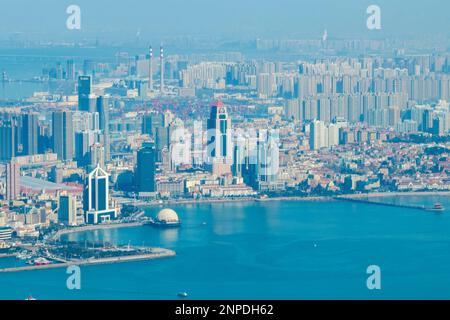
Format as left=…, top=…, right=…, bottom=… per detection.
left=0, top=0, right=448, bottom=41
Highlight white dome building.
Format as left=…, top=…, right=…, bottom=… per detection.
left=150, top=208, right=181, bottom=227
left=156, top=209, right=179, bottom=223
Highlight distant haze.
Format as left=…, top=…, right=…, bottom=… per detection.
left=0, top=0, right=448, bottom=41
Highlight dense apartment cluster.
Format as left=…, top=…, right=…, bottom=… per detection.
left=0, top=46, right=449, bottom=240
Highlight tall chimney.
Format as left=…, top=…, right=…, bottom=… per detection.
left=148, top=46, right=153, bottom=91
left=160, top=45, right=164, bottom=94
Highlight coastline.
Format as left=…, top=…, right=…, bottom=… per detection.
left=51, top=191, right=450, bottom=240
left=135, top=195, right=334, bottom=208
left=52, top=221, right=144, bottom=241
left=132, top=191, right=450, bottom=208
left=0, top=248, right=176, bottom=273
left=336, top=191, right=450, bottom=199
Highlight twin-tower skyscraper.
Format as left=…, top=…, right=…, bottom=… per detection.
left=148, top=45, right=164, bottom=94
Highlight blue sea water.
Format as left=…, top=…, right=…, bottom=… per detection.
left=1, top=197, right=450, bottom=300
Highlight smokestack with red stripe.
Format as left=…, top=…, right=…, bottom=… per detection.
left=160, top=45, right=164, bottom=94
left=148, top=46, right=153, bottom=91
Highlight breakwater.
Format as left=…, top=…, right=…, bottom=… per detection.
left=0, top=248, right=176, bottom=273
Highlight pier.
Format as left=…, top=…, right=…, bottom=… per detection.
left=0, top=248, right=176, bottom=273
left=335, top=195, right=426, bottom=210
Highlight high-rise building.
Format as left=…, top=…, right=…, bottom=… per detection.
left=0, top=118, right=18, bottom=161
left=142, top=113, right=164, bottom=136
left=309, top=120, right=327, bottom=150
left=206, top=101, right=233, bottom=175
left=84, top=165, right=117, bottom=224
left=78, top=75, right=91, bottom=95
left=79, top=94, right=97, bottom=113
left=22, top=112, right=39, bottom=156
left=96, top=95, right=110, bottom=161
left=257, top=130, right=279, bottom=185
left=66, top=59, right=75, bottom=81
left=52, top=110, right=74, bottom=161
left=78, top=76, right=96, bottom=112
left=75, top=130, right=97, bottom=167
left=135, top=142, right=156, bottom=193
left=90, top=143, right=105, bottom=169
left=58, top=194, right=77, bottom=226
left=6, top=159, right=20, bottom=200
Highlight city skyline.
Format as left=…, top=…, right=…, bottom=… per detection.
left=0, top=0, right=450, bottom=304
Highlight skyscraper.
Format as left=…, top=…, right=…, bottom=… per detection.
left=0, top=118, right=18, bottom=161
left=309, top=120, right=327, bottom=150
left=96, top=95, right=110, bottom=161
left=75, top=130, right=97, bottom=167
left=58, top=194, right=77, bottom=226
left=84, top=165, right=117, bottom=224
left=66, top=59, right=75, bottom=81
left=90, top=143, right=105, bottom=169
left=52, top=110, right=74, bottom=161
left=142, top=113, right=164, bottom=136
left=22, top=112, right=39, bottom=156
left=78, top=76, right=96, bottom=112
left=206, top=101, right=233, bottom=176
left=135, top=142, right=156, bottom=193
left=6, top=160, right=20, bottom=201
left=257, top=130, right=279, bottom=185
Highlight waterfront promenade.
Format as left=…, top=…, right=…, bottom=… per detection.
left=51, top=221, right=144, bottom=241
left=0, top=248, right=176, bottom=273
left=119, top=191, right=450, bottom=209
left=335, top=192, right=450, bottom=211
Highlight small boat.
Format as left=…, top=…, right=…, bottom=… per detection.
left=177, top=292, right=188, bottom=298
left=29, top=257, right=52, bottom=266
left=25, top=295, right=36, bottom=300
left=426, top=203, right=445, bottom=212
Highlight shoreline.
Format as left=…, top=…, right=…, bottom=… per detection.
left=52, top=221, right=144, bottom=240
left=51, top=191, right=450, bottom=239
left=133, top=191, right=450, bottom=208
left=0, top=248, right=176, bottom=273
left=135, top=196, right=334, bottom=208
left=337, top=191, right=450, bottom=199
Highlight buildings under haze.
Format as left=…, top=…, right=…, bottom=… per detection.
left=6, top=160, right=20, bottom=201
left=52, top=110, right=74, bottom=161
left=21, top=112, right=39, bottom=156
left=0, top=117, right=17, bottom=161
